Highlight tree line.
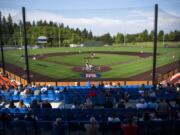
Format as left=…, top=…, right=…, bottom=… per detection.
left=1, top=14, right=180, bottom=46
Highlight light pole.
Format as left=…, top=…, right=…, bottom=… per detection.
left=163, top=33, right=165, bottom=47
left=19, top=21, right=23, bottom=47
left=124, top=33, right=126, bottom=46
left=58, top=23, right=61, bottom=47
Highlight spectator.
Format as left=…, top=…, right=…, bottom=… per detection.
left=41, top=100, right=52, bottom=109
left=86, top=81, right=91, bottom=87
left=136, top=99, right=147, bottom=109
left=147, top=99, right=157, bottom=109
left=17, top=100, right=26, bottom=108
left=140, top=84, right=145, bottom=91
left=157, top=99, right=169, bottom=113
left=117, top=99, right=126, bottom=109
left=31, top=83, right=37, bottom=91
left=53, top=118, right=65, bottom=135
left=62, top=87, right=68, bottom=93
left=30, top=99, right=40, bottom=109
left=47, top=84, right=53, bottom=90
left=140, top=112, right=150, bottom=121
left=117, top=82, right=121, bottom=87
left=104, top=82, right=110, bottom=88
left=121, top=118, right=138, bottom=135
left=13, top=89, right=19, bottom=95
left=20, top=88, right=28, bottom=98
left=8, top=101, right=16, bottom=108
left=150, top=113, right=162, bottom=121
left=176, top=83, right=180, bottom=92
left=85, top=97, right=93, bottom=108
left=108, top=112, right=120, bottom=122
left=0, top=111, right=12, bottom=122
left=34, top=89, right=41, bottom=96
left=41, top=85, right=48, bottom=94
left=24, top=111, right=38, bottom=121
left=17, top=83, right=23, bottom=91
left=124, top=92, right=130, bottom=102
left=148, top=90, right=156, bottom=99
left=88, top=87, right=96, bottom=98
left=27, top=89, right=34, bottom=95
left=165, top=99, right=173, bottom=110
left=85, top=117, right=99, bottom=135
left=99, top=81, right=104, bottom=87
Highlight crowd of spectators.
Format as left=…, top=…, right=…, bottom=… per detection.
left=0, top=78, right=180, bottom=135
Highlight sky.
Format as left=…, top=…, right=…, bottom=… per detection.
left=0, top=0, right=180, bottom=35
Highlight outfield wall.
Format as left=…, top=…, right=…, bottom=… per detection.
left=1, top=68, right=179, bottom=86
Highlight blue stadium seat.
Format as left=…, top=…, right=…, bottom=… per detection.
left=41, top=94, right=48, bottom=101
left=48, top=93, right=56, bottom=101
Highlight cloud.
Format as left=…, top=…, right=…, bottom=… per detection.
left=1, top=8, right=180, bottom=35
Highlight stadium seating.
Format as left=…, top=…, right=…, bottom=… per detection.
left=1, top=85, right=179, bottom=105
left=1, top=84, right=180, bottom=135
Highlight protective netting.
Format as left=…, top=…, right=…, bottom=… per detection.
left=0, top=9, right=27, bottom=80
left=156, top=8, right=180, bottom=82
left=26, top=7, right=154, bottom=81
left=1, top=6, right=179, bottom=82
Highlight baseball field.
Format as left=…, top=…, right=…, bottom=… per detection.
left=3, top=42, right=180, bottom=81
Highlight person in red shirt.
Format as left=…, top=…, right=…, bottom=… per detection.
left=88, top=88, right=96, bottom=97
left=121, top=119, right=138, bottom=135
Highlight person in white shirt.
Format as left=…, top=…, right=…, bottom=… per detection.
left=136, top=99, right=147, bottom=109
left=108, top=112, right=120, bottom=122
left=41, top=85, right=48, bottom=93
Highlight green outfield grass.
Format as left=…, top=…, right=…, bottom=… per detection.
left=3, top=42, right=180, bottom=80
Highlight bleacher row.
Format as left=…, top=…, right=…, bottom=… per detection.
left=0, top=108, right=180, bottom=135
left=1, top=107, right=180, bottom=121
left=0, top=85, right=178, bottom=106
left=0, top=120, right=180, bottom=135
left=1, top=85, right=180, bottom=135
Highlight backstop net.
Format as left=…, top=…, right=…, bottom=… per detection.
left=156, top=8, right=180, bottom=83
left=0, top=8, right=27, bottom=82
left=1, top=5, right=179, bottom=84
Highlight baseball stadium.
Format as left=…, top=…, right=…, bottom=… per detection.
left=0, top=1, right=180, bottom=135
